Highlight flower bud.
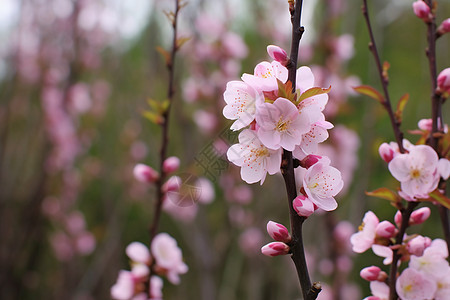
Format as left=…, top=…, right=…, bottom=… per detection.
left=267, top=45, right=289, bottom=65
left=133, top=164, right=159, bottom=183
left=126, top=241, right=151, bottom=264
left=300, top=155, right=323, bottom=169
left=163, top=156, right=180, bottom=174
left=437, top=18, right=450, bottom=37
left=267, top=221, right=291, bottom=243
left=360, top=266, right=381, bottom=281
left=261, top=242, right=290, bottom=257
left=375, top=221, right=397, bottom=239
left=163, top=176, right=182, bottom=193
left=394, top=210, right=402, bottom=227
left=437, top=68, right=450, bottom=94
left=407, top=235, right=432, bottom=256
left=378, top=143, right=395, bottom=163
left=293, top=195, right=315, bottom=217
left=410, top=207, right=431, bottom=225
left=418, top=118, right=432, bottom=131
left=412, top=1, right=431, bottom=22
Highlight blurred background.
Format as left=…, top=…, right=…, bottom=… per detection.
left=0, top=0, right=449, bottom=299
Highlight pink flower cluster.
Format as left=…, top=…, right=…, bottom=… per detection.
left=351, top=209, right=450, bottom=299
left=378, top=140, right=449, bottom=200
left=111, top=233, right=188, bottom=300
left=224, top=45, right=344, bottom=211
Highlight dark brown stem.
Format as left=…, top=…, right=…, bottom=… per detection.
left=147, top=0, right=182, bottom=295
left=282, top=1, right=319, bottom=299
left=388, top=202, right=418, bottom=300
left=361, top=0, right=405, bottom=153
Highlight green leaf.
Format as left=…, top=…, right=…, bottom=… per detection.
left=147, top=98, right=160, bottom=112
left=395, top=93, right=409, bottom=123
left=143, top=111, right=163, bottom=125
left=429, top=190, right=450, bottom=209
left=298, top=86, right=331, bottom=102
left=366, top=188, right=400, bottom=202
left=353, top=85, right=385, bottom=103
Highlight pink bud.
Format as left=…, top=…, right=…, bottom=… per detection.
left=375, top=221, right=397, bottom=238
left=418, top=118, right=432, bottom=131
left=163, top=156, right=180, bottom=174
left=437, top=68, right=450, bottom=93
left=410, top=207, right=431, bottom=225
left=163, top=176, right=182, bottom=193
left=126, top=241, right=151, bottom=264
left=133, top=164, right=159, bottom=183
left=261, top=242, right=290, bottom=257
left=267, top=45, right=289, bottom=65
left=360, top=266, right=381, bottom=281
left=437, top=18, right=450, bottom=36
left=378, top=143, right=395, bottom=163
left=300, top=155, right=322, bottom=169
left=394, top=210, right=402, bottom=227
left=293, top=195, right=315, bottom=217
left=438, top=158, right=450, bottom=180
left=412, top=1, right=431, bottom=22
left=407, top=235, right=432, bottom=256
left=267, top=221, right=291, bottom=243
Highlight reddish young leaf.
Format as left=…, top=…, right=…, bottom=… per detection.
left=366, top=188, right=400, bottom=202
left=395, top=93, right=409, bottom=123
left=298, top=86, right=331, bottom=102
left=353, top=85, right=385, bottom=103
left=156, top=46, right=171, bottom=66
left=429, top=189, right=450, bottom=209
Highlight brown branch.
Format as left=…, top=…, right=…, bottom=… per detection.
left=361, top=0, right=405, bottom=153
left=281, top=1, right=318, bottom=299
left=147, top=0, right=182, bottom=295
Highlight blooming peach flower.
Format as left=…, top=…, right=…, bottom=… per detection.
left=227, top=129, right=282, bottom=184
left=351, top=211, right=379, bottom=253
left=372, top=245, right=393, bottom=265
left=302, top=160, right=343, bottom=211
left=151, top=233, right=188, bottom=285
left=396, top=268, right=437, bottom=300
left=256, top=97, right=310, bottom=151
left=388, top=145, right=439, bottom=199
left=223, top=81, right=263, bottom=130
left=111, top=270, right=134, bottom=300
left=242, top=61, right=288, bottom=92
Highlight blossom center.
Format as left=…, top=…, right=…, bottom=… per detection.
left=358, top=222, right=365, bottom=232
left=276, top=117, right=291, bottom=132
left=410, top=169, right=421, bottom=179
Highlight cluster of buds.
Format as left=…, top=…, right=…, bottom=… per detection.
left=111, top=234, right=188, bottom=300
left=261, top=221, right=291, bottom=257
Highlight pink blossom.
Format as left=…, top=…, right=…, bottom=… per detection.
left=293, top=195, right=316, bottom=217
left=372, top=245, right=393, bottom=265
left=360, top=266, right=384, bottom=281
left=242, top=61, right=288, bottom=92
left=239, top=227, right=264, bottom=255
left=418, top=118, right=432, bottom=131
left=437, top=68, right=450, bottom=93
left=378, top=143, right=395, bottom=163
left=227, top=129, right=282, bottom=184
left=295, top=119, right=334, bottom=157
left=163, top=156, right=180, bottom=174
left=222, top=32, right=248, bottom=59
left=131, top=264, right=149, bottom=279
left=332, top=34, right=355, bottom=62
left=388, top=145, right=439, bottom=199
left=435, top=269, right=450, bottom=300
left=194, top=110, right=217, bottom=134
left=396, top=268, right=437, bottom=300
left=266, top=221, right=291, bottom=243
left=366, top=281, right=389, bottom=300
left=151, top=233, right=188, bottom=285
left=410, top=239, right=449, bottom=278
left=351, top=211, right=379, bottom=253
left=302, top=160, right=343, bottom=211
left=407, top=235, right=431, bottom=257
left=223, top=81, right=263, bottom=130
left=410, top=207, right=431, bottom=225
left=133, top=164, right=159, bottom=184
left=261, top=241, right=290, bottom=257
left=195, top=177, right=215, bottom=204
left=437, top=18, right=450, bottom=37
left=412, top=1, right=432, bottom=22
left=150, top=276, right=163, bottom=300
left=375, top=221, right=397, bottom=239
left=256, top=97, right=310, bottom=151
left=438, top=158, right=450, bottom=180
left=267, top=45, right=288, bottom=65
left=126, top=242, right=151, bottom=265
left=299, top=154, right=324, bottom=169
left=111, top=270, right=135, bottom=300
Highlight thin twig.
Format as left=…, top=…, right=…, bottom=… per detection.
left=282, top=1, right=319, bottom=299
left=361, top=0, right=405, bottom=153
